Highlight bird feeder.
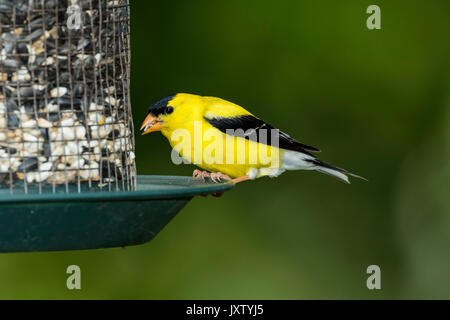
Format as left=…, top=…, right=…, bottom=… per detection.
left=0, top=0, right=233, bottom=252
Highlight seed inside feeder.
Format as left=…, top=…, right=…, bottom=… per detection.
left=50, top=87, right=68, bottom=98
left=0, top=0, right=135, bottom=192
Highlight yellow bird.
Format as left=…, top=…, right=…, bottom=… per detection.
left=141, top=93, right=365, bottom=184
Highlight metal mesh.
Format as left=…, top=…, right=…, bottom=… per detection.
left=0, top=0, right=136, bottom=194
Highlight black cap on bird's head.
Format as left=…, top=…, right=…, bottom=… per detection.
left=147, top=94, right=176, bottom=116
left=140, top=94, right=176, bottom=134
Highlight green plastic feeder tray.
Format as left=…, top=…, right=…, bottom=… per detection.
left=0, top=175, right=234, bottom=253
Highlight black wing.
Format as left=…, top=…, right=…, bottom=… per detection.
left=205, top=115, right=320, bottom=156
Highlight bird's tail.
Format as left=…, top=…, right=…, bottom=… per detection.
left=307, top=158, right=367, bottom=184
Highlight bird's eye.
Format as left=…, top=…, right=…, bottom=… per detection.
left=166, top=106, right=174, bottom=114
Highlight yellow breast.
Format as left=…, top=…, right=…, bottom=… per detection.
left=162, top=120, right=280, bottom=178
left=158, top=94, right=281, bottom=178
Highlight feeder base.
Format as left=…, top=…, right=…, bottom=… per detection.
left=0, top=175, right=234, bottom=253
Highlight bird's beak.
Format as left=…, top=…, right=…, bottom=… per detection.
left=140, top=114, right=163, bottom=135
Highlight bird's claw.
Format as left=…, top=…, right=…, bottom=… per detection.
left=192, top=169, right=210, bottom=181
left=193, top=170, right=231, bottom=183
left=193, top=170, right=229, bottom=198
left=210, top=172, right=231, bottom=183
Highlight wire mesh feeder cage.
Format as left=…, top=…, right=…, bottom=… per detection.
left=0, top=0, right=234, bottom=252
left=0, top=0, right=136, bottom=193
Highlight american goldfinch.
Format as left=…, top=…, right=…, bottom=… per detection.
left=141, top=93, right=365, bottom=184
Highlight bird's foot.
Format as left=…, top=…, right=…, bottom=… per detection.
left=193, top=170, right=228, bottom=198
left=210, top=172, right=231, bottom=183
left=193, top=170, right=231, bottom=183
left=192, top=169, right=211, bottom=181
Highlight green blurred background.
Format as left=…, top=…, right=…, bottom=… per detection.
left=1, top=0, right=450, bottom=299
